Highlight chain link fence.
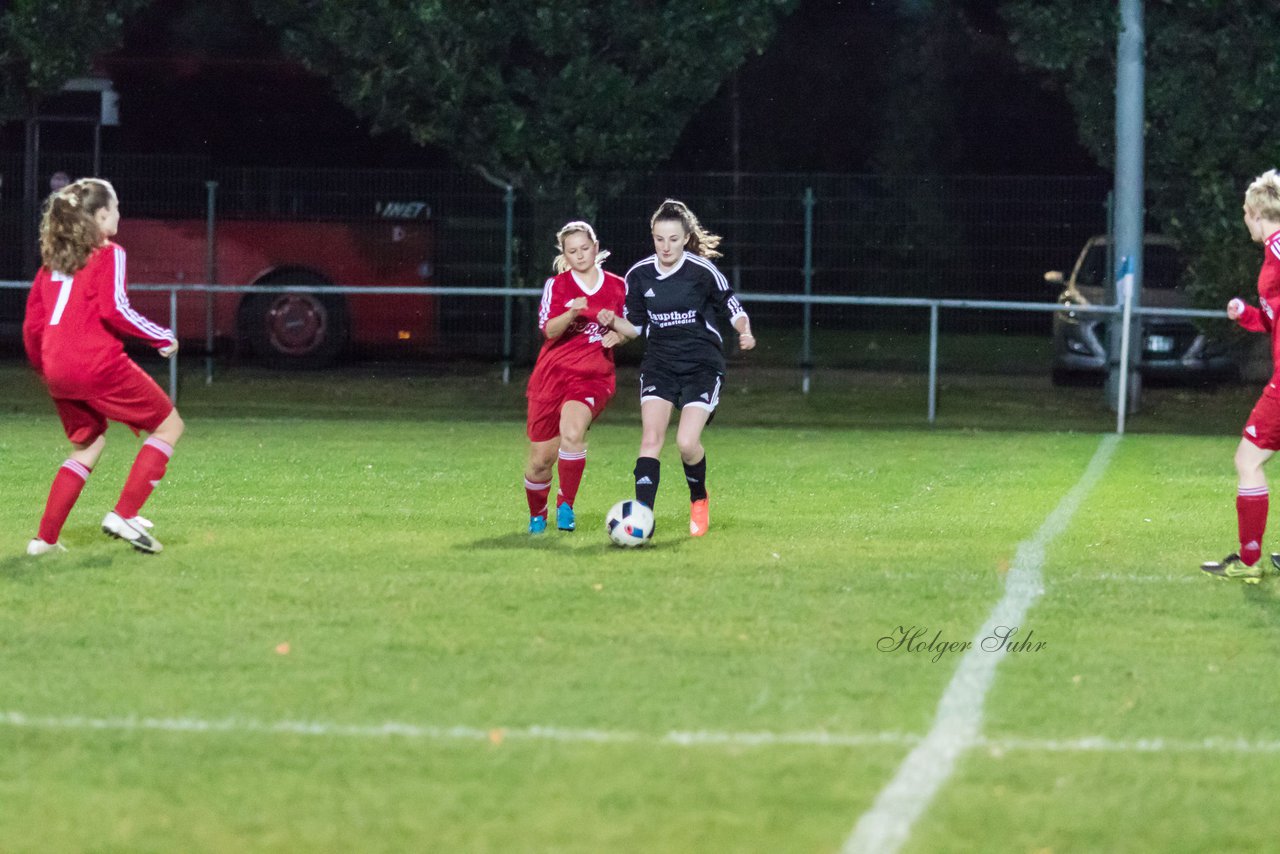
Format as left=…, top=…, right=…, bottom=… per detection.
left=0, top=153, right=1108, bottom=368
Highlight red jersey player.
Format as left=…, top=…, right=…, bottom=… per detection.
left=23, top=178, right=185, bottom=556
left=1202, top=169, right=1280, bottom=581
left=523, top=221, right=627, bottom=533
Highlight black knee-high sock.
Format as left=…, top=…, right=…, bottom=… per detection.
left=683, top=454, right=707, bottom=502
left=634, top=456, right=660, bottom=508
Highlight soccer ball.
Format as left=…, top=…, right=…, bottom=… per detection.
left=605, top=499, right=654, bottom=547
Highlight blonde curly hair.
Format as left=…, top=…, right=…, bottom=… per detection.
left=39, top=178, right=116, bottom=275
left=1245, top=170, right=1280, bottom=223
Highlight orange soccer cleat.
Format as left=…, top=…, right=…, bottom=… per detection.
left=690, top=495, right=710, bottom=537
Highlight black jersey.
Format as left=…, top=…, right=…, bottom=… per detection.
left=624, top=253, right=747, bottom=373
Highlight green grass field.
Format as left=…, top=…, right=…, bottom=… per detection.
left=1, top=358, right=1277, bottom=853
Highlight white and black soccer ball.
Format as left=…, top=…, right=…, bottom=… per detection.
left=605, top=499, right=654, bottom=547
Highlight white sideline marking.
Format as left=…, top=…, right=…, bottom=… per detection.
left=0, top=710, right=920, bottom=748
left=868, top=570, right=1198, bottom=584
left=843, top=434, right=1121, bottom=854
left=1069, top=573, right=1199, bottom=584
left=979, top=735, right=1280, bottom=754
left=2, top=710, right=1278, bottom=756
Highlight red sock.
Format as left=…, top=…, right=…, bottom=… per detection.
left=556, top=449, right=587, bottom=508
left=1237, top=486, right=1269, bottom=566
left=114, top=437, right=173, bottom=519
left=37, top=459, right=92, bottom=543
left=525, top=477, right=551, bottom=518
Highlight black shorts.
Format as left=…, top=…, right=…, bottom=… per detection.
left=639, top=363, right=724, bottom=412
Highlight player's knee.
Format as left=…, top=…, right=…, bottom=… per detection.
left=676, top=436, right=702, bottom=461
left=1236, top=459, right=1263, bottom=482
left=1235, top=447, right=1262, bottom=477
left=156, top=409, right=185, bottom=445
left=70, top=434, right=105, bottom=462
left=640, top=433, right=664, bottom=456
left=529, top=444, right=557, bottom=475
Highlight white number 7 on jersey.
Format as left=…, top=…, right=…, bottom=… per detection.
left=49, top=272, right=74, bottom=326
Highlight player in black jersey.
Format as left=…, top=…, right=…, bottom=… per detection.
left=601, top=199, right=755, bottom=537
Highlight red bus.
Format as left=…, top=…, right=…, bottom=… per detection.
left=122, top=211, right=436, bottom=367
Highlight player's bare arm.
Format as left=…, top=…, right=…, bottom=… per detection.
left=596, top=308, right=639, bottom=341
left=733, top=314, right=756, bottom=351
left=544, top=296, right=588, bottom=340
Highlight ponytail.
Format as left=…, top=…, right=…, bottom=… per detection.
left=551, top=220, right=611, bottom=273
left=650, top=199, right=722, bottom=260
left=39, top=178, right=116, bottom=275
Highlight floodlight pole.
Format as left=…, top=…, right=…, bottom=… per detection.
left=1108, top=0, right=1145, bottom=421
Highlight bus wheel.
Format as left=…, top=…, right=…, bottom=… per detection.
left=243, top=286, right=348, bottom=369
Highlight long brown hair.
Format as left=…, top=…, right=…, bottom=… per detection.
left=39, top=178, right=116, bottom=275
left=650, top=199, right=722, bottom=260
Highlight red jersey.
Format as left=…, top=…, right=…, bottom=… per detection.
left=1235, top=230, right=1280, bottom=399
left=23, top=242, right=176, bottom=399
left=526, top=268, right=627, bottom=399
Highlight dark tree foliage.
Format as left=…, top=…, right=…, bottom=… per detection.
left=0, top=0, right=152, bottom=118
left=1001, top=0, right=1280, bottom=308
left=250, top=0, right=796, bottom=201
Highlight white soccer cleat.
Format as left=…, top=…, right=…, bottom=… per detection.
left=26, top=538, right=67, bottom=556
left=101, top=511, right=163, bottom=554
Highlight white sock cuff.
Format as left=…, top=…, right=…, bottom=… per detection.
left=524, top=478, right=552, bottom=491
left=1239, top=485, right=1269, bottom=498
left=62, top=459, right=91, bottom=481
left=558, top=449, right=587, bottom=461
left=144, top=437, right=174, bottom=458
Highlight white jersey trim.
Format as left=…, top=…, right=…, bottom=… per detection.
left=686, top=253, right=747, bottom=322
left=538, top=277, right=555, bottom=330
left=624, top=255, right=658, bottom=278
left=570, top=268, right=604, bottom=296
left=112, top=246, right=175, bottom=343
left=655, top=254, right=687, bottom=279
left=691, top=375, right=722, bottom=411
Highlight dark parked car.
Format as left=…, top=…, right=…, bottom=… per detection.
left=1047, top=235, right=1236, bottom=384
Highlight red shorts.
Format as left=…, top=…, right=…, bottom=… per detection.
left=1243, top=393, right=1280, bottom=451
left=526, top=380, right=614, bottom=442
left=52, top=361, right=174, bottom=445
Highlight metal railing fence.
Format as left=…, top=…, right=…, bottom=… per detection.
left=0, top=154, right=1109, bottom=336
left=0, top=278, right=1227, bottom=434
